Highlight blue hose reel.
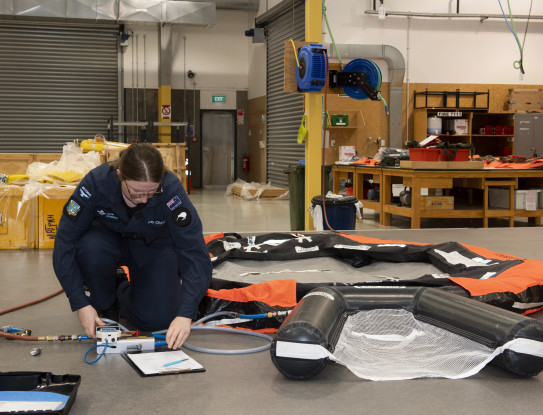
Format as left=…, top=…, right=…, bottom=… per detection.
left=293, top=45, right=387, bottom=112
left=340, top=58, right=382, bottom=100
left=295, top=44, right=328, bottom=93
left=294, top=44, right=382, bottom=101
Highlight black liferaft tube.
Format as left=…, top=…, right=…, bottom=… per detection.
left=413, top=288, right=543, bottom=377
left=270, top=286, right=347, bottom=380
left=271, top=286, right=543, bottom=380
left=270, top=286, right=423, bottom=380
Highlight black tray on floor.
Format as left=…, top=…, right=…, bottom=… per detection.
left=0, top=372, right=81, bottom=415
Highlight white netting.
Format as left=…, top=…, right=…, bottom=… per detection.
left=333, top=309, right=496, bottom=381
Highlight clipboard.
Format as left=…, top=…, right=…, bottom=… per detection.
left=122, top=349, right=205, bottom=377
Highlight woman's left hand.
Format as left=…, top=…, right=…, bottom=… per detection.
left=165, top=316, right=192, bottom=349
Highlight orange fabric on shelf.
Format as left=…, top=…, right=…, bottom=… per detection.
left=483, top=158, right=543, bottom=169
left=351, top=157, right=380, bottom=166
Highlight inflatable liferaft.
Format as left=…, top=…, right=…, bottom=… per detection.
left=271, top=286, right=543, bottom=380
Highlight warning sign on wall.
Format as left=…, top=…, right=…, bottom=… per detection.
left=161, top=105, right=171, bottom=120
left=237, top=109, right=244, bottom=125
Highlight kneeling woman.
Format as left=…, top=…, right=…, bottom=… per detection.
left=53, top=143, right=212, bottom=349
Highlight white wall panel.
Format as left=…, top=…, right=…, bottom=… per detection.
left=324, top=0, right=543, bottom=85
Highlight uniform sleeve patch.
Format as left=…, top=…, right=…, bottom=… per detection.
left=79, top=186, right=92, bottom=199
left=65, top=199, right=82, bottom=218
left=167, top=195, right=182, bottom=211
left=172, top=207, right=191, bottom=227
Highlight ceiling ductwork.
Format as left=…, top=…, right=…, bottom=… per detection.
left=0, top=0, right=265, bottom=26
left=192, top=0, right=259, bottom=12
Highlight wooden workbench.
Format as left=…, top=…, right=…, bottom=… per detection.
left=332, top=165, right=543, bottom=228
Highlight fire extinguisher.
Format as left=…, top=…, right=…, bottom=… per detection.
left=242, top=156, right=249, bottom=173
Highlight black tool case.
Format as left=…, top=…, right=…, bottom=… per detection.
left=0, top=372, right=81, bottom=415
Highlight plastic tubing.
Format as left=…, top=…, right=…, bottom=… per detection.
left=84, top=340, right=111, bottom=364
left=100, top=318, right=129, bottom=332
left=153, top=312, right=273, bottom=355
left=238, top=313, right=267, bottom=319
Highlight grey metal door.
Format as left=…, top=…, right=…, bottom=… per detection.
left=515, top=114, right=535, bottom=158
left=534, top=114, right=543, bottom=157
left=201, top=111, right=236, bottom=187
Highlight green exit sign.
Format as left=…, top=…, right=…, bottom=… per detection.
left=212, top=96, right=226, bottom=103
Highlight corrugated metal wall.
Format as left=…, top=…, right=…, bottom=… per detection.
left=260, top=1, right=305, bottom=188
left=0, top=22, right=119, bottom=153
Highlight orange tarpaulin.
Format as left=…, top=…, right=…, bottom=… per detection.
left=482, top=158, right=543, bottom=169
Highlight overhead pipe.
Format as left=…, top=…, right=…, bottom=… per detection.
left=365, top=10, right=543, bottom=21
left=326, top=44, right=406, bottom=148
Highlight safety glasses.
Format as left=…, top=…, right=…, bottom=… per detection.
left=122, top=180, right=163, bottom=201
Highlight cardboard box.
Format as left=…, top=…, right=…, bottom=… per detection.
left=38, top=186, right=76, bottom=249
left=421, top=196, right=454, bottom=210
left=339, top=146, right=356, bottom=162
left=443, top=119, right=469, bottom=135
left=0, top=185, right=37, bottom=249
left=488, top=188, right=540, bottom=210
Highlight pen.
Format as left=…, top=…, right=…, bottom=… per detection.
left=163, top=358, right=189, bottom=368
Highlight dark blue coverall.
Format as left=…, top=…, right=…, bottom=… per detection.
left=52, top=162, right=213, bottom=331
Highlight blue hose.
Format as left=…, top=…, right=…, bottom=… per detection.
left=84, top=340, right=111, bottom=364
left=153, top=311, right=275, bottom=355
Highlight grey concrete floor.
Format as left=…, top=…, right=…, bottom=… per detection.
left=1, top=187, right=543, bottom=415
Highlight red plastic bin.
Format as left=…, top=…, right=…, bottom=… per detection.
left=409, top=148, right=441, bottom=161
left=439, top=148, right=470, bottom=161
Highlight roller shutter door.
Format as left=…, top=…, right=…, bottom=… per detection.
left=258, top=1, right=305, bottom=188
left=0, top=22, right=119, bottom=153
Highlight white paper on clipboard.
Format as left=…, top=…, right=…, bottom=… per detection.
left=124, top=350, right=204, bottom=376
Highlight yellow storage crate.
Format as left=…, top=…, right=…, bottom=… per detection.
left=0, top=153, right=34, bottom=175
left=0, top=185, right=37, bottom=249
left=153, top=143, right=186, bottom=185
left=38, top=186, right=76, bottom=249
left=103, top=144, right=186, bottom=186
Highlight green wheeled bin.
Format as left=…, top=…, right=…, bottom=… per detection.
left=284, top=164, right=331, bottom=231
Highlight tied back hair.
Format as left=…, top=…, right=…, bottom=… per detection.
left=111, top=143, right=166, bottom=182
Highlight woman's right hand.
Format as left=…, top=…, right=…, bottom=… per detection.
left=77, top=305, right=105, bottom=338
